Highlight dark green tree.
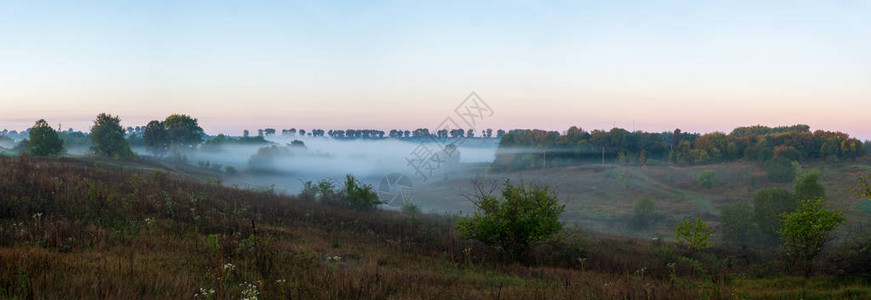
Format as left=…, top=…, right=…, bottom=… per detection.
left=27, top=119, right=64, bottom=156
left=89, top=113, right=134, bottom=159
left=457, top=180, right=565, bottom=262
left=143, top=120, right=169, bottom=156
left=163, top=114, right=204, bottom=149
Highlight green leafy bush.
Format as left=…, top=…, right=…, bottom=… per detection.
left=852, top=171, right=871, bottom=202
left=697, top=169, right=716, bottom=188
left=779, top=198, right=844, bottom=277
left=630, top=196, right=655, bottom=228
left=457, top=180, right=565, bottom=262
left=674, top=217, right=713, bottom=250
left=794, top=171, right=825, bottom=201
left=764, top=158, right=795, bottom=183
left=719, top=201, right=755, bottom=248
left=752, top=187, right=797, bottom=247
left=342, top=174, right=383, bottom=209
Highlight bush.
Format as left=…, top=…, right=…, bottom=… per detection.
left=224, top=165, right=237, bottom=174
left=457, top=180, right=565, bottom=263
left=794, top=171, right=825, bottom=201
left=316, top=179, right=337, bottom=202
left=297, top=180, right=317, bottom=202
left=764, top=157, right=795, bottom=183
left=630, top=196, right=655, bottom=229
left=853, top=171, right=871, bottom=201
left=342, top=174, right=383, bottom=209
left=674, top=217, right=713, bottom=251
left=753, top=188, right=797, bottom=247
left=830, top=223, right=871, bottom=275
left=697, top=169, right=716, bottom=188
left=719, top=200, right=756, bottom=248
left=779, top=198, right=844, bottom=278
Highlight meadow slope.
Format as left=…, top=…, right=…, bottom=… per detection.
left=1, top=156, right=869, bottom=299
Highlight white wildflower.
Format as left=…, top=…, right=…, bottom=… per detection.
left=223, top=262, right=236, bottom=271
left=240, top=282, right=259, bottom=300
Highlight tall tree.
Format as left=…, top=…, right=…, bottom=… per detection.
left=90, top=113, right=134, bottom=159
left=143, top=120, right=169, bottom=156
left=163, top=114, right=204, bottom=149
left=28, top=119, right=64, bottom=156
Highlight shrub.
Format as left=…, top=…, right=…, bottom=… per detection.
left=674, top=217, right=713, bottom=251
left=850, top=171, right=871, bottom=201
left=830, top=223, right=871, bottom=275
left=630, top=196, right=655, bottom=229
left=779, top=198, right=844, bottom=278
left=298, top=180, right=317, bottom=202
left=764, top=157, right=795, bottom=183
left=224, top=165, right=237, bottom=174
left=697, top=169, right=716, bottom=188
left=794, top=171, right=825, bottom=201
left=719, top=200, right=755, bottom=248
left=316, top=179, right=337, bottom=202
left=457, top=180, right=565, bottom=263
left=752, top=187, right=797, bottom=247
left=342, top=174, right=383, bottom=209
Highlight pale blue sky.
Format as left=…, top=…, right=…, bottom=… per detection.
left=1, top=1, right=869, bottom=138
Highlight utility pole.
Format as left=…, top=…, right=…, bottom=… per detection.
left=602, top=147, right=605, bottom=165
left=543, top=149, right=546, bottom=169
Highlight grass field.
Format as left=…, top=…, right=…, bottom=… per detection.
left=1, top=156, right=870, bottom=299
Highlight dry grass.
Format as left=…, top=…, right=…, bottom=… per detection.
left=0, top=156, right=867, bottom=299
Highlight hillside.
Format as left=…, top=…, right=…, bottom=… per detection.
left=415, top=157, right=871, bottom=238
left=1, top=156, right=870, bottom=299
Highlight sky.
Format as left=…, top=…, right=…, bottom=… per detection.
left=1, top=1, right=870, bottom=138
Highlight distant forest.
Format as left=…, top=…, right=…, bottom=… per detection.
left=493, top=125, right=868, bottom=171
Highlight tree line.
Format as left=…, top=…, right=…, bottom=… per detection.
left=15, top=113, right=205, bottom=160
left=493, top=125, right=867, bottom=170
left=248, top=127, right=507, bottom=140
